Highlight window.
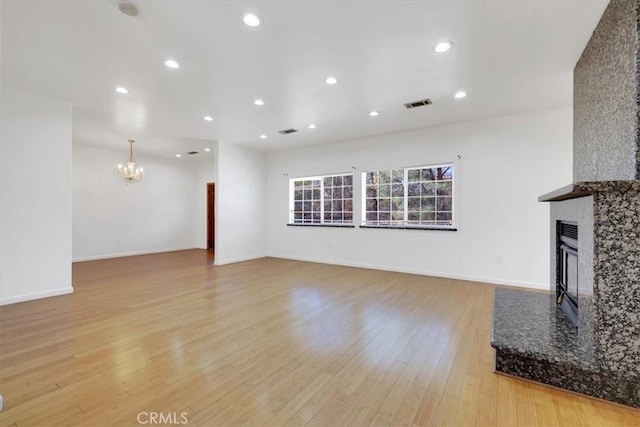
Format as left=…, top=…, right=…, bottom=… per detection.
left=363, top=164, right=454, bottom=228
left=290, top=173, right=353, bottom=225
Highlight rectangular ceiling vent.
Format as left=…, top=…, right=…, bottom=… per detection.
left=187, top=151, right=199, bottom=155
left=278, top=128, right=298, bottom=135
left=404, top=98, right=433, bottom=109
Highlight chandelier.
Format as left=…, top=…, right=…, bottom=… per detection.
left=116, top=139, right=145, bottom=182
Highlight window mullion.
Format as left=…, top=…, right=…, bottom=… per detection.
left=403, top=168, right=408, bottom=224
left=320, top=179, right=325, bottom=225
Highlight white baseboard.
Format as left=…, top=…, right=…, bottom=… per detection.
left=214, top=254, right=267, bottom=266
left=72, top=247, right=199, bottom=262
left=266, top=254, right=549, bottom=291
left=0, top=287, right=74, bottom=306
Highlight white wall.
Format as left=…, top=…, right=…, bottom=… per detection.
left=0, top=87, right=73, bottom=305
left=266, top=107, right=573, bottom=289
left=72, top=145, right=204, bottom=261
left=215, top=141, right=267, bottom=265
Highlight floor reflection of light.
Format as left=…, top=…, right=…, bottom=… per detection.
left=361, top=310, right=453, bottom=370
left=362, top=310, right=406, bottom=368
left=292, top=287, right=324, bottom=311
left=290, top=287, right=349, bottom=353
left=170, top=336, right=185, bottom=367
left=113, top=343, right=147, bottom=381
left=288, top=287, right=455, bottom=369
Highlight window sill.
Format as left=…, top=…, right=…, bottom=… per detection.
left=287, top=223, right=356, bottom=228
left=359, top=225, right=457, bottom=231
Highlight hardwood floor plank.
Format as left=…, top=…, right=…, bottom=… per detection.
left=496, top=376, right=518, bottom=427
left=0, top=250, right=638, bottom=426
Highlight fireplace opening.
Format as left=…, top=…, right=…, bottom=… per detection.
left=557, top=221, right=579, bottom=328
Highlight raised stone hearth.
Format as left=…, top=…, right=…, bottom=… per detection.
left=492, top=288, right=639, bottom=407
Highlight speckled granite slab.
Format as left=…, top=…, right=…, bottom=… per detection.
left=573, top=0, right=640, bottom=182
left=491, top=288, right=640, bottom=408
left=491, top=288, right=596, bottom=371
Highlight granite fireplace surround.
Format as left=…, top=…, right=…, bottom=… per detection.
left=491, top=0, right=640, bottom=408
left=493, top=181, right=640, bottom=407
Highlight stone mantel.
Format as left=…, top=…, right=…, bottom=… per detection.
left=539, top=181, right=640, bottom=202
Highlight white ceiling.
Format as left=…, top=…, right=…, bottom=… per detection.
left=1, top=0, right=608, bottom=159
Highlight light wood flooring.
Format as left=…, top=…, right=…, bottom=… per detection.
left=0, top=250, right=639, bottom=426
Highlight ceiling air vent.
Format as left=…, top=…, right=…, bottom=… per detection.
left=187, top=151, right=199, bottom=155
left=278, top=128, right=298, bottom=135
left=404, top=98, right=433, bottom=109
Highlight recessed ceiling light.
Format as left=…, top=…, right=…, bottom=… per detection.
left=434, top=41, right=453, bottom=53
left=260, top=134, right=267, bottom=139
left=454, top=91, right=467, bottom=99
left=254, top=99, right=264, bottom=106
left=175, top=154, right=182, bottom=157
left=164, top=59, right=180, bottom=69
left=204, top=148, right=211, bottom=152
left=369, top=111, right=379, bottom=117
left=242, top=13, right=261, bottom=27
left=203, top=115, right=213, bottom=121
left=115, top=87, right=128, bottom=94
left=325, top=76, right=337, bottom=85
left=308, top=124, right=316, bottom=129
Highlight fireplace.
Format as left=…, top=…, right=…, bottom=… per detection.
left=491, top=0, right=640, bottom=408
left=556, top=221, right=578, bottom=328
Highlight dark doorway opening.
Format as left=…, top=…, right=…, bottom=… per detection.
left=207, top=183, right=215, bottom=251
